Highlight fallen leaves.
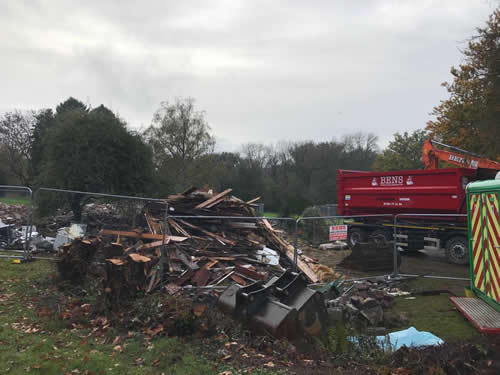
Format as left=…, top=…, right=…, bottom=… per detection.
left=264, top=361, right=275, bottom=368
left=10, top=322, right=40, bottom=334
left=143, top=325, right=164, bottom=337
left=0, top=292, right=16, bottom=302
left=38, top=306, right=53, bottom=318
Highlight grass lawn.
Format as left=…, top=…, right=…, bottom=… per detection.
left=0, top=259, right=229, bottom=374
left=0, top=257, right=486, bottom=374
left=390, top=278, right=480, bottom=342
left=263, top=212, right=279, bottom=218
left=0, top=197, right=31, bottom=206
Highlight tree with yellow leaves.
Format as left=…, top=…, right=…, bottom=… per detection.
left=427, top=8, right=500, bottom=161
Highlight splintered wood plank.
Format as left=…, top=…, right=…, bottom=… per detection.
left=100, top=229, right=187, bottom=243
left=208, top=257, right=236, bottom=261
left=128, top=253, right=151, bottom=263
left=140, top=239, right=171, bottom=250
left=144, top=211, right=162, bottom=234
left=245, top=196, right=261, bottom=204
left=177, top=219, right=236, bottom=246
left=230, top=273, right=247, bottom=286
left=259, top=222, right=319, bottom=283
left=234, top=264, right=268, bottom=280
left=168, top=218, right=191, bottom=237
left=195, top=188, right=232, bottom=209
left=107, top=258, right=126, bottom=266
left=261, top=219, right=277, bottom=233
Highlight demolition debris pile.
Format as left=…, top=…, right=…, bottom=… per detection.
left=37, top=203, right=135, bottom=237
left=0, top=202, right=29, bottom=226
left=57, top=188, right=335, bottom=303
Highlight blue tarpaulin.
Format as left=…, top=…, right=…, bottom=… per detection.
left=376, top=326, right=444, bottom=351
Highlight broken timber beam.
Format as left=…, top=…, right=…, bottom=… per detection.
left=177, top=219, right=236, bottom=246
left=100, top=229, right=187, bottom=243
left=195, top=188, right=232, bottom=209
left=260, top=224, right=319, bottom=283
left=245, top=196, right=261, bottom=204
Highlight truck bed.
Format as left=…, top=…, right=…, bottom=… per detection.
left=337, top=168, right=477, bottom=217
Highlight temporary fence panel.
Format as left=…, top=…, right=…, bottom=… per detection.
left=33, top=188, right=167, bottom=264
left=467, top=180, right=500, bottom=310
left=392, top=213, right=470, bottom=282
left=296, top=215, right=395, bottom=282
left=317, top=204, right=338, bottom=218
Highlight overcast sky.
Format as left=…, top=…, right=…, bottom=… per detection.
left=0, top=0, right=497, bottom=151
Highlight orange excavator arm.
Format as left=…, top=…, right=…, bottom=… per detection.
left=422, top=139, right=500, bottom=170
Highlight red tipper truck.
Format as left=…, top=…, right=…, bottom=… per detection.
left=337, top=168, right=484, bottom=264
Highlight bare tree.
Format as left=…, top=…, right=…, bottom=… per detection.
left=0, top=110, right=35, bottom=184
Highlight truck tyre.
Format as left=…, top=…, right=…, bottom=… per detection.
left=347, top=228, right=366, bottom=248
left=445, top=236, right=469, bottom=265
left=369, top=229, right=391, bottom=244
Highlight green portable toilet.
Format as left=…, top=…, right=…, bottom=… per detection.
left=466, top=179, right=500, bottom=312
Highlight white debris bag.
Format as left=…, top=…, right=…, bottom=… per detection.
left=256, top=246, right=280, bottom=266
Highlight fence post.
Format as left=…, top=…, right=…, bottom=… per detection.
left=392, top=214, right=399, bottom=277
left=293, top=218, right=300, bottom=271
left=24, top=187, right=33, bottom=261
left=160, top=201, right=169, bottom=281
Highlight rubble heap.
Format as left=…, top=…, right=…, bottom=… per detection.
left=0, top=202, right=29, bottom=226
left=327, top=279, right=410, bottom=330
left=58, top=188, right=335, bottom=302
left=37, top=203, right=134, bottom=237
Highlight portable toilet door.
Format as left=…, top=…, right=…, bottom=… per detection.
left=467, top=179, right=500, bottom=311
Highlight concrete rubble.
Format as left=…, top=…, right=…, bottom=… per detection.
left=326, top=279, right=410, bottom=330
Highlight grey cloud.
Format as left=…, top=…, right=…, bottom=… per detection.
left=0, top=0, right=496, bottom=149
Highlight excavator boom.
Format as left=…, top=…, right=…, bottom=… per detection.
left=422, top=139, right=500, bottom=170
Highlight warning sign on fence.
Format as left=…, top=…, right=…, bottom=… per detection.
left=329, top=225, right=347, bottom=241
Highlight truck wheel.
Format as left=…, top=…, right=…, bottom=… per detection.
left=348, top=228, right=366, bottom=248
left=445, top=236, right=469, bottom=265
left=370, top=229, right=391, bottom=244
